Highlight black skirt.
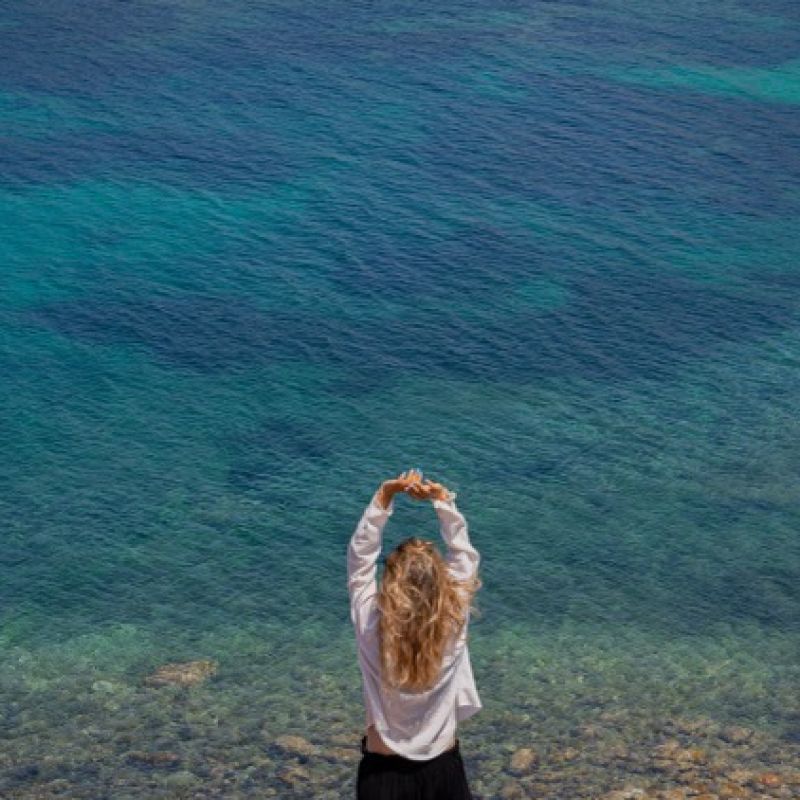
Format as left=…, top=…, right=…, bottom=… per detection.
left=357, top=736, right=474, bottom=800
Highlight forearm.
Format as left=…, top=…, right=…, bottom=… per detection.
left=347, top=487, right=395, bottom=608
left=376, top=481, right=401, bottom=511
left=434, top=496, right=479, bottom=582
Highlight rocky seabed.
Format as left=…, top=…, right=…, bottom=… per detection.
left=1, top=660, right=798, bottom=799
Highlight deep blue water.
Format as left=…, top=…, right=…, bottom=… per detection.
left=1, top=0, right=800, bottom=782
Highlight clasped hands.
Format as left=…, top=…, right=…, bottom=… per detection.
left=377, top=469, right=452, bottom=509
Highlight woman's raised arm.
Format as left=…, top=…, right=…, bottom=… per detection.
left=408, top=479, right=480, bottom=583
left=347, top=470, right=423, bottom=632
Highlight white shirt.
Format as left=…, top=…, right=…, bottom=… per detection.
left=347, top=489, right=482, bottom=761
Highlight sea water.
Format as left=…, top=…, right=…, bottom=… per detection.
left=1, top=0, right=799, bottom=797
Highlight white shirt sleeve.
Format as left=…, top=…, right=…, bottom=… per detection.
left=432, top=496, right=479, bottom=584
left=347, top=489, right=394, bottom=634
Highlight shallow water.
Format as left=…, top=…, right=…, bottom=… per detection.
left=1, top=0, right=799, bottom=797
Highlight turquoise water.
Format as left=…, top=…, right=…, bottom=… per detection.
left=2, top=0, right=799, bottom=796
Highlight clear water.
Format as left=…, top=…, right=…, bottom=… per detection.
left=1, top=0, right=799, bottom=796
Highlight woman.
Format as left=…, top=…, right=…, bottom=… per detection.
left=347, top=468, right=482, bottom=799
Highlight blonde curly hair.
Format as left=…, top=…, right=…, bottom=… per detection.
left=377, top=536, right=481, bottom=693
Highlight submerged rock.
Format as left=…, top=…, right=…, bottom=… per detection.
left=720, top=726, right=754, bottom=745
left=163, top=769, right=200, bottom=788
left=670, top=716, right=719, bottom=737
left=9, top=763, right=40, bottom=783
left=716, top=780, right=748, bottom=798
left=755, top=772, right=783, bottom=788
left=551, top=746, right=580, bottom=763
left=601, top=785, right=649, bottom=800
left=685, top=780, right=714, bottom=796
left=143, top=659, right=218, bottom=688
left=276, top=764, right=311, bottom=787
left=274, top=734, right=318, bottom=757
left=726, top=769, right=754, bottom=785
left=652, top=740, right=707, bottom=772
left=329, top=732, right=361, bottom=746
left=499, top=779, right=526, bottom=799
left=658, top=789, right=687, bottom=800
left=509, top=747, right=539, bottom=774
left=323, top=746, right=360, bottom=763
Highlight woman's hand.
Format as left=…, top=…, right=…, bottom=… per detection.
left=376, top=469, right=424, bottom=509
left=406, top=478, right=452, bottom=502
